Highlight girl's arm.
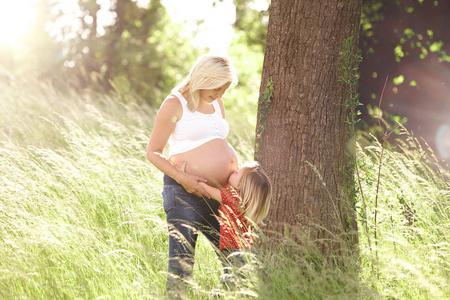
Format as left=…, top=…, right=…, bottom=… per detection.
left=178, top=162, right=221, bottom=201
left=198, top=182, right=222, bottom=203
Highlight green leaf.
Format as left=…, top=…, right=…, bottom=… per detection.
left=393, top=75, right=405, bottom=85
left=394, top=45, right=405, bottom=58
left=430, top=41, right=443, bottom=52
left=403, top=28, right=415, bottom=38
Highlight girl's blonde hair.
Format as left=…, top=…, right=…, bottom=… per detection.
left=238, top=162, right=272, bottom=226
left=177, top=54, right=238, bottom=111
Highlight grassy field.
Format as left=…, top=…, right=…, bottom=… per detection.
left=1, top=75, right=449, bottom=299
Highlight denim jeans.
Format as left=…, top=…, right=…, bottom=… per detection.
left=162, top=175, right=220, bottom=293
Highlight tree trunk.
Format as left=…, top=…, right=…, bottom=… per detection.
left=256, top=0, right=362, bottom=254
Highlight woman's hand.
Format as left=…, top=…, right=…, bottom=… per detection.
left=176, top=162, right=211, bottom=198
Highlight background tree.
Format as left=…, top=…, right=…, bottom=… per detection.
left=224, top=0, right=269, bottom=129
left=255, top=0, right=363, bottom=253
left=52, top=0, right=202, bottom=102
left=0, top=0, right=201, bottom=104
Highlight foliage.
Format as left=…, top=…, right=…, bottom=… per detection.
left=233, top=0, right=269, bottom=50
left=362, top=103, right=409, bottom=137
left=358, top=0, right=450, bottom=152
left=339, top=36, right=363, bottom=134
left=360, top=0, right=449, bottom=65
left=338, top=35, right=363, bottom=233
left=222, top=27, right=267, bottom=150
left=1, top=0, right=202, bottom=105
left=0, top=0, right=271, bottom=110
left=54, top=0, right=203, bottom=104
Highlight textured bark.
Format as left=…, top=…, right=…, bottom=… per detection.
left=256, top=0, right=362, bottom=253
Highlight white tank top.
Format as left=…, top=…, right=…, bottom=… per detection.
left=168, top=90, right=230, bottom=158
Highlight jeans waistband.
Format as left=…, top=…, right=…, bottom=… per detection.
left=163, top=174, right=179, bottom=186
left=162, top=174, right=220, bottom=210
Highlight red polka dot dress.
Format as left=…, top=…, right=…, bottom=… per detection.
left=219, top=189, right=253, bottom=249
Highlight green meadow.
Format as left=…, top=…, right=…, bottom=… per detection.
left=1, top=76, right=449, bottom=299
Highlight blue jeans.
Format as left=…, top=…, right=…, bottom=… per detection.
left=162, top=175, right=220, bottom=292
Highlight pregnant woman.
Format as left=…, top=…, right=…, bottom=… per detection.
left=146, top=54, right=239, bottom=296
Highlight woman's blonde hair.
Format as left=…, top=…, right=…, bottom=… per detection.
left=238, top=162, right=272, bottom=226
left=177, top=54, right=238, bottom=111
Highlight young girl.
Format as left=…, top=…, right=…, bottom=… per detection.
left=182, top=161, right=272, bottom=288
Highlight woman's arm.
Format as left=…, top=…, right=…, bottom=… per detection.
left=146, top=96, right=210, bottom=197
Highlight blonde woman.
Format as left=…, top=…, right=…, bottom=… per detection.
left=146, top=54, right=239, bottom=296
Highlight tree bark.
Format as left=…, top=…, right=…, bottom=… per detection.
left=256, top=0, right=362, bottom=254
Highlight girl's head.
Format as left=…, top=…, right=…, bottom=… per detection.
left=179, top=54, right=238, bottom=111
left=229, top=161, right=272, bottom=225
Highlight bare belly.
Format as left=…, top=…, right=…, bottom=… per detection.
left=170, top=139, right=238, bottom=188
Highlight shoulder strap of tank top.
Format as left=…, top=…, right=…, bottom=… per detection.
left=171, top=90, right=189, bottom=111
left=213, top=99, right=224, bottom=117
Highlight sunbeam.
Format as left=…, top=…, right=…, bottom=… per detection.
left=0, top=0, right=38, bottom=45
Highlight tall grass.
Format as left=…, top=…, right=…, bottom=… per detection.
left=355, top=131, right=450, bottom=299
left=0, top=76, right=219, bottom=299
left=1, top=74, right=449, bottom=299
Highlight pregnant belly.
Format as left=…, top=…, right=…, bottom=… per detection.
left=170, top=139, right=239, bottom=188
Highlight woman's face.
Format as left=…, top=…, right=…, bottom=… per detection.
left=199, top=82, right=231, bottom=103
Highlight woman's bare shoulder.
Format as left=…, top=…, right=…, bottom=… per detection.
left=161, top=94, right=182, bottom=109
left=163, top=93, right=182, bottom=105
left=158, top=94, right=182, bottom=119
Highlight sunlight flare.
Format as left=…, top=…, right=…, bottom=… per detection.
left=0, top=0, right=38, bottom=45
